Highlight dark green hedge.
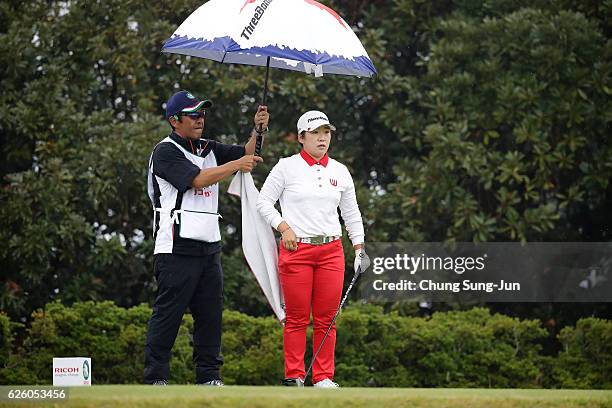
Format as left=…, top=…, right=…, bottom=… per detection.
left=336, top=305, right=546, bottom=388
left=0, top=302, right=610, bottom=388
left=552, top=318, right=612, bottom=389
left=0, top=314, right=15, bottom=369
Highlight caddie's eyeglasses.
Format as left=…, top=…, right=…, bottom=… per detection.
left=178, top=111, right=206, bottom=120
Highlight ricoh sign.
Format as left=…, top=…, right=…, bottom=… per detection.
left=55, top=367, right=80, bottom=374
left=52, top=358, right=91, bottom=386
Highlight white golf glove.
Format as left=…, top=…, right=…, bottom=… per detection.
left=354, top=248, right=370, bottom=274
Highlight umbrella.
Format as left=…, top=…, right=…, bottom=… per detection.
left=162, top=0, right=376, bottom=321
left=162, top=0, right=376, bottom=79
left=162, top=0, right=377, bottom=149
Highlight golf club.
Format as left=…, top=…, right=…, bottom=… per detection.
left=303, top=264, right=364, bottom=384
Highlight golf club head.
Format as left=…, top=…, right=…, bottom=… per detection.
left=282, top=378, right=305, bottom=387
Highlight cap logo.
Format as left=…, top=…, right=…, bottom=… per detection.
left=307, top=116, right=327, bottom=122
left=186, top=92, right=195, bottom=99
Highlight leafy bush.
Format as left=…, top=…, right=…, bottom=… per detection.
left=335, top=306, right=546, bottom=388
left=2, top=301, right=153, bottom=384
left=0, top=302, right=609, bottom=388
left=0, top=314, right=12, bottom=367
left=552, top=318, right=612, bottom=388
left=221, top=311, right=284, bottom=385
left=0, top=301, right=283, bottom=385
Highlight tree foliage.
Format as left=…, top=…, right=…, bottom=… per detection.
left=375, top=5, right=612, bottom=243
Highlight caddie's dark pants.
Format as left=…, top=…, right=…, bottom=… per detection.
left=144, top=252, right=224, bottom=384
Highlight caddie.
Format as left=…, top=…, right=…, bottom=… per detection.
left=144, top=90, right=268, bottom=386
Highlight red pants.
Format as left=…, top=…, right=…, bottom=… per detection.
left=278, top=239, right=345, bottom=383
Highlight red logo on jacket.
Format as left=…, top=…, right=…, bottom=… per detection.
left=194, top=188, right=212, bottom=197
left=329, top=179, right=338, bottom=187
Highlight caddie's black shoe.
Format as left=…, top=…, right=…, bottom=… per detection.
left=151, top=379, right=168, bottom=386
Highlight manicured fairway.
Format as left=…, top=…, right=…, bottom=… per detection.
left=1, top=386, right=611, bottom=408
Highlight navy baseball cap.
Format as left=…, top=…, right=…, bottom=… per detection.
left=165, top=90, right=212, bottom=119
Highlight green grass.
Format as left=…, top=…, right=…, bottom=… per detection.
left=1, top=386, right=611, bottom=408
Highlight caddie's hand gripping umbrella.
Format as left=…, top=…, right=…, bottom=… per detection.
left=162, top=0, right=376, bottom=323
left=162, top=0, right=377, bottom=154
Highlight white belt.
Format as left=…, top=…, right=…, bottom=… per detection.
left=296, top=235, right=341, bottom=245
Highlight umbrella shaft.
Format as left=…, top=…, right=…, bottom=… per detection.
left=262, top=56, right=270, bottom=106
left=255, top=56, right=271, bottom=156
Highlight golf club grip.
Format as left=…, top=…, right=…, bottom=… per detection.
left=255, top=131, right=263, bottom=156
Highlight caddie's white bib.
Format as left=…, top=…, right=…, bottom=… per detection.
left=147, top=137, right=221, bottom=254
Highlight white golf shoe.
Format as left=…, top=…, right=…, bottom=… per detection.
left=313, top=378, right=339, bottom=388
left=198, top=379, right=224, bottom=387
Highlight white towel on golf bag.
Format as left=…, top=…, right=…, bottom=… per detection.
left=228, top=171, right=285, bottom=323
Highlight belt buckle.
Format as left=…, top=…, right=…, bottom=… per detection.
left=310, top=236, right=325, bottom=245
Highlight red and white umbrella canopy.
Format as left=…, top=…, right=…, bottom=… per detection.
left=163, top=0, right=376, bottom=77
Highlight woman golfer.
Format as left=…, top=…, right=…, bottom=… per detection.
left=256, top=110, right=366, bottom=388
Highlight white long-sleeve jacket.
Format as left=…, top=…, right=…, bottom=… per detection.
left=256, top=150, right=365, bottom=246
